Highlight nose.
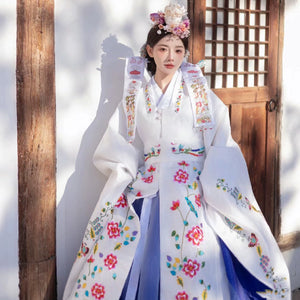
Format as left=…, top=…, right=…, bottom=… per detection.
left=167, top=50, right=175, bottom=62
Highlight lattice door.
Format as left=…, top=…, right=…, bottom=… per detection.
left=188, top=0, right=281, bottom=235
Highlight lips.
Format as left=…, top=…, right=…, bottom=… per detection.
left=165, top=64, right=175, bottom=69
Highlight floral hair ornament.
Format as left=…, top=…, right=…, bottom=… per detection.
left=150, top=3, right=190, bottom=39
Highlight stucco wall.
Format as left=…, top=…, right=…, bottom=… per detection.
left=280, top=0, right=300, bottom=291
left=0, top=1, right=18, bottom=300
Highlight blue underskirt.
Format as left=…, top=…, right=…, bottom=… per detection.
left=120, top=197, right=269, bottom=300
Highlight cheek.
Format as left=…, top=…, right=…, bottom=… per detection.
left=154, top=52, right=167, bottom=61
left=176, top=53, right=185, bottom=62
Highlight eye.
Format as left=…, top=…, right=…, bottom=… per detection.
left=159, top=47, right=167, bottom=52
left=176, top=49, right=183, bottom=54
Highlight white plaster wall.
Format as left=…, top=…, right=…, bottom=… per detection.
left=0, top=1, right=19, bottom=300
left=281, top=0, right=300, bottom=235
left=55, top=0, right=186, bottom=298
left=280, top=0, right=300, bottom=291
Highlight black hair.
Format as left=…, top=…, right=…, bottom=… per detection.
left=144, top=25, right=189, bottom=76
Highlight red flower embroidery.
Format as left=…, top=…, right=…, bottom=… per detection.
left=248, top=233, right=258, bottom=247
left=142, top=175, right=153, bottom=183
left=170, top=200, right=180, bottom=210
left=115, top=193, right=127, bottom=208
left=178, top=161, right=189, bottom=166
left=183, top=259, right=200, bottom=278
left=80, top=242, right=89, bottom=256
left=87, top=255, right=95, bottom=263
left=186, top=226, right=204, bottom=246
left=174, top=169, right=189, bottom=183
left=107, top=222, right=120, bottom=239
left=195, top=194, right=201, bottom=207
left=196, top=101, right=202, bottom=108
left=176, top=291, right=189, bottom=300
left=136, top=191, right=142, bottom=197
left=104, top=253, right=118, bottom=270
left=91, top=283, right=105, bottom=300
left=147, top=165, right=156, bottom=172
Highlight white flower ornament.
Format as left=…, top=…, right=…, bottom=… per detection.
left=149, top=3, right=190, bottom=39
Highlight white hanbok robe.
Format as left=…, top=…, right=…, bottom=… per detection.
left=63, top=57, right=290, bottom=300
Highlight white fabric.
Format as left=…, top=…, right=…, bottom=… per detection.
left=63, top=58, right=291, bottom=300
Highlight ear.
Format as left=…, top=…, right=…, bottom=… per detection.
left=146, top=45, right=154, bottom=58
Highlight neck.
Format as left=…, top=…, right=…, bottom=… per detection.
left=154, top=71, right=176, bottom=94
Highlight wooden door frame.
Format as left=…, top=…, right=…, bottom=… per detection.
left=188, top=0, right=300, bottom=251
left=17, top=0, right=57, bottom=299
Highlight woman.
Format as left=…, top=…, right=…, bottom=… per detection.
left=63, top=3, right=290, bottom=300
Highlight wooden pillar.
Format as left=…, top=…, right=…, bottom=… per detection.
left=16, top=0, right=56, bottom=299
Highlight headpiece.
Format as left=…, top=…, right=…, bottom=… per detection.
left=149, top=3, right=190, bottom=39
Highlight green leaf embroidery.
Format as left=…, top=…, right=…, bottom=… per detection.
left=177, top=276, right=184, bottom=287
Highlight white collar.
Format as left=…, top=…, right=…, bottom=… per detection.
left=150, top=69, right=181, bottom=109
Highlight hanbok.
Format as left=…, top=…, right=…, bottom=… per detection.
left=63, top=57, right=290, bottom=300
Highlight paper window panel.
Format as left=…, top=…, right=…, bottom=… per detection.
left=204, top=0, right=270, bottom=89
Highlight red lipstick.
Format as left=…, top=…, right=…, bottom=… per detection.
left=165, top=64, right=175, bottom=69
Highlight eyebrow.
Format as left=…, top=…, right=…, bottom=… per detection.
left=156, top=43, right=185, bottom=48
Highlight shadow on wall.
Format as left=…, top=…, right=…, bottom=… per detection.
left=56, top=35, right=133, bottom=298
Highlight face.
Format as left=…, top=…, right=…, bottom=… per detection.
left=146, top=34, right=185, bottom=78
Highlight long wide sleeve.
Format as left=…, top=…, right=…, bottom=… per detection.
left=200, top=91, right=291, bottom=299
left=63, top=103, right=144, bottom=300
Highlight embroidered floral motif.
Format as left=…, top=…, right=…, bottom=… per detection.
left=78, top=242, right=89, bottom=258
left=91, top=283, right=105, bottom=300
left=224, top=216, right=289, bottom=298
left=167, top=163, right=211, bottom=297
left=125, top=80, right=139, bottom=139
left=145, top=84, right=152, bottom=113
left=216, top=179, right=261, bottom=213
left=184, top=197, right=198, bottom=218
left=144, top=145, right=161, bottom=161
left=183, top=259, right=200, bottom=278
left=104, top=253, right=118, bottom=270
left=115, top=193, right=127, bottom=208
left=74, top=191, right=140, bottom=298
left=170, top=200, right=180, bottom=211
left=144, top=79, right=185, bottom=114
left=147, top=165, right=156, bottom=172
left=175, top=80, right=185, bottom=112
left=176, top=291, right=189, bottom=300
left=124, top=57, right=144, bottom=142
left=181, top=62, right=213, bottom=128
left=140, top=164, right=156, bottom=183
left=107, top=222, right=121, bottom=239
left=85, top=201, right=115, bottom=241
left=248, top=233, right=259, bottom=247
left=190, top=77, right=212, bottom=125
left=172, top=144, right=205, bottom=157
left=174, top=169, right=189, bottom=183
left=178, top=160, right=190, bottom=166
left=113, top=212, right=138, bottom=250
left=142, top=175, right=153, bottom=183
left=186, top=226, right=204, bottom=246
left=260, top=255, right=270, bottom=273
left=195, top=194, right=201, bottom=207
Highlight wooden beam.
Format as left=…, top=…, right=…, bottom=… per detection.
left=16, top=0, right=56, bottom=299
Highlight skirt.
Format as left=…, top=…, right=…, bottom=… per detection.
left=120, top=194, right=269, bottom=300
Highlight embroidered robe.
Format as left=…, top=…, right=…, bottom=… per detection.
left=63, top=57, right=291, bottom=300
